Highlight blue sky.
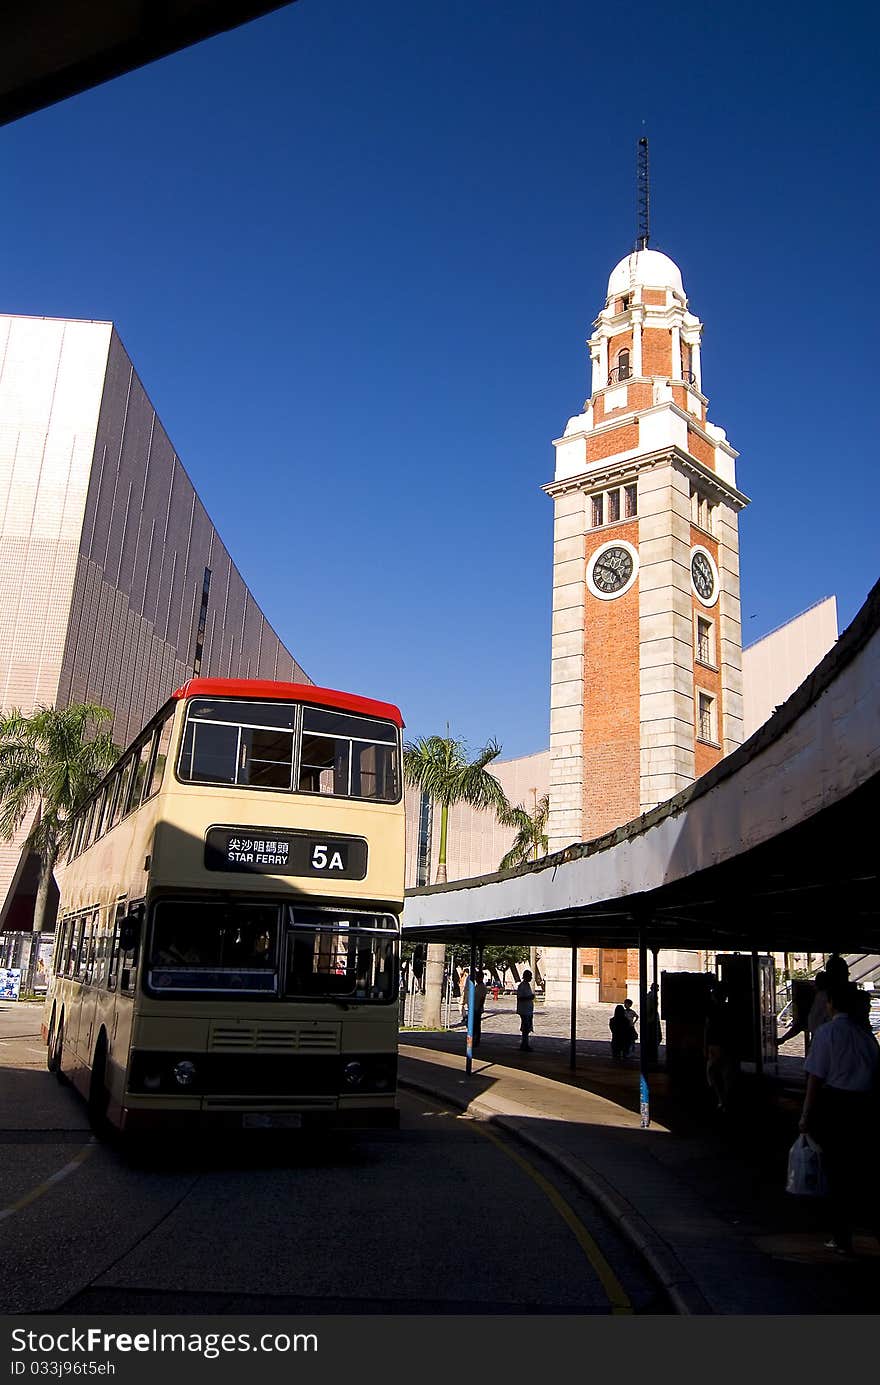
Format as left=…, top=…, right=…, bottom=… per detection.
left=3, top=0, right=878, bottom=759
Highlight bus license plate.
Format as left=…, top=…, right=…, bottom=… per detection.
left=242, top=1113, right=303, bottom=1129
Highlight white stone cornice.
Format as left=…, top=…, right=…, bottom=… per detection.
left=670, top=450, right=749, bottom=509
left=543, top=444, right=750, bottom=509
left=554, top=397, right=723, bottom=450
left=543, top=447, right=678, bottom=498
left=655, top=402, right=738, bottom=459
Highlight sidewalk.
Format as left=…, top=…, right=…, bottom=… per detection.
left=397, top=1005, right=880, bottom=1315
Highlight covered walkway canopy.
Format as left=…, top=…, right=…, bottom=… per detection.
left=402, top=577, right=880, bottom=956
left=0, top=2, right=298, bottom=127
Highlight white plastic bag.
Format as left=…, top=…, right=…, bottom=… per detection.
left=786, top=1133, right=828, bottom=1197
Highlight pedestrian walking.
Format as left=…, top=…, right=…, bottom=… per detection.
left=623, top=997, right=638, bottom=1056
left=516, top=970, right=536, bottom=1051
left=800, top=980, right=880, bottom=1255
left=610, top=1004, right=631, bottom=1061
left=472, top=971, right=487, bottom=1047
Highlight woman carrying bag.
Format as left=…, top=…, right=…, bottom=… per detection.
left=799, top=980, right=880, bottom=1255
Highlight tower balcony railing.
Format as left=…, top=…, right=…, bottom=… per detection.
left=605, top=367, right=697, bottom=386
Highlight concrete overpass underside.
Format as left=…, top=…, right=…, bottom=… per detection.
left=402, top=578, right=880, bottom=956
left=0, top=2, right=298, bottom=127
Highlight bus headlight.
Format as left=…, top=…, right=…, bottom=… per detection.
left=343, top=1061, right=364, bottom=1087
left=173, top=1060, right=198, bottom=1088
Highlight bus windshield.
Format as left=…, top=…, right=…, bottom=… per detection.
left=147, top=901, right=398, bottom=1002
left=149, top=900, right=279, bottom=993
left=285, top=908, right=398, bottom=1003
left=177, top=698, right=400, bottom=801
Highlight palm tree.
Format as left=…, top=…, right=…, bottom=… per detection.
left=403, top=734, right=511, bottom=1027
left=0, top=704, right=117, bottom=992
left=498, top=792, right=550, bottom=870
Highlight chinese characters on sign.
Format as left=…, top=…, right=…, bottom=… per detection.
left=225, top=836, right=291, bottom=867
left=204, top=827, right=367, bottom=879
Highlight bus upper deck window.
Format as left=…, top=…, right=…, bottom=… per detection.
left=299, top=708, right=399, bottom=801
left=178, top=700, right=295, bottom=787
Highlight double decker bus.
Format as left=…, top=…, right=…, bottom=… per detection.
left=42, top=678, right=404, bottom=1136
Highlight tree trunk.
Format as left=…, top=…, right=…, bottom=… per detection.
left=420, top=803, right=448, bottom=1027
left=421, top=943, right=447, bottom=1028
left=24, top=848, right=56, bottom=994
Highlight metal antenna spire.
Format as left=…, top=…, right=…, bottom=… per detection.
left=636, top=136, right=650, bottom=251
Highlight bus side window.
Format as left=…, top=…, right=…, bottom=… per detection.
left=124, top=739, right=152, bottom=816
left=70, top=917, right=86, bottom=980
left=92, top=914, right=110, bottom=988
left=145, top=710, right=174, bottom=800
left=53, top=919, right=68, bottom=973
left=107, top=902, right=127, bottom=992
left=93, top=783, right=110, bottom=842
left=79, top=912, right=97, bottom=984
left=120, top=906, right=143, bottom=994
left=59, top=918, right=74, bottom=976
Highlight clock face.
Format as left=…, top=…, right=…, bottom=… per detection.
left=691, top=550, right=716, bottom=603
left=590, top=545, right=634, bottom=595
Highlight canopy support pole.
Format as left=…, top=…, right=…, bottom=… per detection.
left=638, top=926, right=650, bottom=1128
left=465, top=931, right=477, bottom=1076
left=570, top=940, right=578, bottom=1070
left=751, top=949, right=764, bottom=1078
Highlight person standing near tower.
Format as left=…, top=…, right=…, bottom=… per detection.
left=516, top=970, right=536, bottom=1051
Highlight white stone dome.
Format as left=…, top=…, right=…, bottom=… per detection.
left=607, top=249, right=683, bottom=299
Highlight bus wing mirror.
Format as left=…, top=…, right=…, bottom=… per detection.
left=120, top=915, right=141, bottom=950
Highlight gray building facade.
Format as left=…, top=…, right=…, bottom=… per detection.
left=0, top=313, right=308, bottom=928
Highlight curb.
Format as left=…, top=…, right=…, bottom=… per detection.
left=399, top=1072, right=712, bottom=1316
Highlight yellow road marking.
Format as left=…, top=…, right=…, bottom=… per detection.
left=468, top=1118, right=633, bottom=1314
left=0, top=1140, right=95, bottom=1224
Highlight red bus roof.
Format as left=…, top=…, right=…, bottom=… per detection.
left=171, top=678, right=404, bottom=728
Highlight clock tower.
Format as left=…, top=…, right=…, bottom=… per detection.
left=542, top=247, right=749, bottom=1003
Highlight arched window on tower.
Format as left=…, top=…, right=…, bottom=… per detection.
left=682, top=342, right=694, bottom=383
left=610, top=348, right=631, bottom=385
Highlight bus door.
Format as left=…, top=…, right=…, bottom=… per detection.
left=75, top=908, right=106, bottom=1065
left=106, top=902, right=142, bottom=1062
left=65, top=911, right=94, bottom=1059
left=84, top=902, right=124, bottom=1066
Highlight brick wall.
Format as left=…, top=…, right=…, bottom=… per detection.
left=687, top=426, right=715, bottom=471
left=691, top=524, right=724, bottom=779
left=642, top=327, right=672, bottom=376
left=582, top=520, right=641, bottom=836
left=587, top=421, right=638, bottom=463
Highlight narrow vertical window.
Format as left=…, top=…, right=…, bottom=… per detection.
left=696, top=616, right=713, bottom=666
left=698, top=692, right=716, bottom=743
left=193, top=567, right=212, bottom=675
left=608, top=489, right=621, bottom=523
left=624, top=483, right=638, bottom=518
left=615, top=348, right=631, bottom=382
left=591, top=494, right=604, bottom=528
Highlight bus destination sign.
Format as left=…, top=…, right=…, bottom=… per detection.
left=205, top=827, right=367, bottom=879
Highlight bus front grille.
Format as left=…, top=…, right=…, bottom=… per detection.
left=203, top=1096, right=338, bottom=1110
left=209, top=1023, right=340, bottom=1054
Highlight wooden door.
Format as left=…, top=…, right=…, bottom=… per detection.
left=599, top=948, right=628, bottom=1003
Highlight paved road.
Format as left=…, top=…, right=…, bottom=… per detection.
left=0, top=1003, right=667, bottom=1315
